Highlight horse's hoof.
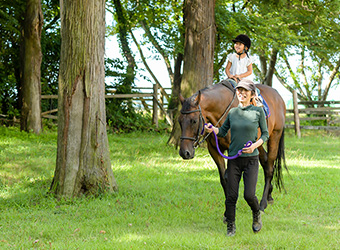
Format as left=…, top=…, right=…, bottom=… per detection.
left=223, top=216, right=227, bottom=224
left=268, top=199, right=274, bottom=205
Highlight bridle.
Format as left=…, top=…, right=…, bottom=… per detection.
left=180, top=104, right=206, bottom=148
left=180, top=87, right=237, bottom=148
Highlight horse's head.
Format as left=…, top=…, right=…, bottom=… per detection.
left=178, top=91, right=203, bottom=160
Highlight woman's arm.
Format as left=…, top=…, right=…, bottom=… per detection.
left=205, top=113, right=231, bottom=137
left=242, top=138, right=264, bottom=154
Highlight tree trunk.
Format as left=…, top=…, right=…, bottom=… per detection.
left=263, top=48, right=278, bottom=87
left=168, top=0, right=216, bottom=146
left=113, top=0, right=135, bottom=90
left=20, top=0, right=43, bottom=134
left=50, top=0, right=117, bottom=198
left=181, top=0, right=216, bottom=97
left=258, top=48, right=278, bottom=87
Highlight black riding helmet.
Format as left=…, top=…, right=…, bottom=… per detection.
left=232, top=34, right=251, bottom=59
left=232, top=34, right=251, bottom=50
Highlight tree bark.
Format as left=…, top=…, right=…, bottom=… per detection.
left=20, top=0, right=43, bottom=134
left=257, top=48, right=278, bottom=87
left=168, top=0, right=215, bottom=146
left=113, top=0, right=135, bottom=90
left=50, top=0, right=117, bottom=198
left=181, top=0, right=216, bottom=97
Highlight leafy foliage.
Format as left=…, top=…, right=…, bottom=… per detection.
left=0, top=0, right=25, bottom=115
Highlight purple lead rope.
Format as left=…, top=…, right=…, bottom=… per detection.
left=203, top=123, right=252, bottom=160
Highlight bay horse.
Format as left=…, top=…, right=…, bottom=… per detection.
left=178, top=81, right=287, bottom=213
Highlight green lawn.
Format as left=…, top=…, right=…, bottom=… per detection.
left=0, top=126, right=339, bottom=249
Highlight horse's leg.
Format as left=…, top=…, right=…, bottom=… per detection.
left=258, top=129, right=282, bottom=211
left=207, top=140, right=228, bottom=220
left=258, top=145, right=274, bottom=204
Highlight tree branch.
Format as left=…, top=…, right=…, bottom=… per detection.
left=282, top=52, right=307, bottom=99
left=139, top=20, right=174, bottom=83
left=130, top=30, right=169, bottom=101
left=113, top=0, right=135, bottom=87
left=264, top=48, right=278, bottom=87
left=300, top=48, right=312, bottom=100
left=322, top=57, right=340, bottom=101
left=258, top=52, right=267, bottom=83
left=214, top=53, right=227, bottom=79
left=274, top=68, right=305, bottom=100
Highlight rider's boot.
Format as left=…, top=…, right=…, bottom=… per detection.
left=252, top=210, right=262, bottom=233
left=227, top=220, right=236, bottom=237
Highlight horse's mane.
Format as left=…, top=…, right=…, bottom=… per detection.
left=182, top=93, right=199, bottom=111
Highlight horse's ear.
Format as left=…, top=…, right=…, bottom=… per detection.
left=194, top=90, right=201, bottom=105
left=179, top=93, right=185, bottom=105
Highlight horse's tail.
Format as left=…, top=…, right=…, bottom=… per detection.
left=274, top=128, right=288, bottom=192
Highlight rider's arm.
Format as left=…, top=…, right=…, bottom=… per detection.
left=225, top=61, right=233, bottom=78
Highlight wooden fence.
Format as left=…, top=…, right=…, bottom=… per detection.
left=41, top=84, right=173, bottom=127
left=285, top=90, right=340, bottom=137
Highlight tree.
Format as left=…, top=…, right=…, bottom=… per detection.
left=20, top=0, right=43, bottom=133
left=213, top=0, right=295, bottom=87
left=106, top=0, right=185, bottom=130
left=0, top=0, right=60, bottom=123
left=0, top=1, right=24, bottom=117
left=168, top=0, right=216, bottom=147
left=180, top=0, right=216, bottom=96
left=40, top=0, right=61, bottom=102
left=112, top=0, right=136, bottom=92
left=272, top=0, right=340, bottom=101
left=50, top=0, right=117, bottom=198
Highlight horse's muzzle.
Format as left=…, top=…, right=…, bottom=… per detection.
left=179, top=148, right=195, bottom=160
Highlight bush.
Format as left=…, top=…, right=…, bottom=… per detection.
left=106, top=99, right=170, bottom=133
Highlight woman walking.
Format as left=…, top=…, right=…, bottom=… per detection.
left=204, top=79, right=269, bottom=236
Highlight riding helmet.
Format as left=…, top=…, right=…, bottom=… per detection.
left=232, top=34, right=251, bottom=50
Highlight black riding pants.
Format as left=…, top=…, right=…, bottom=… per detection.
left=224, top=155, right=260, bottom=222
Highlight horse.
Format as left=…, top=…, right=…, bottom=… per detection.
left=178, top=81, right=287, bottom=213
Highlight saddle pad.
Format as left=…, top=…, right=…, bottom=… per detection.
left=260, top=94, right=271, bottom=118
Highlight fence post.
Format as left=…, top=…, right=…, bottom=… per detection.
left=160, top=87, right=164, bottom=120
left=293, top=90, right=301, bottom=138
left=152, top=84, right=159, bottom=127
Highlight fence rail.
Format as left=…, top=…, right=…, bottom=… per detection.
left=41, top=84, right=173, bottom=127
left=286, top=90, right=340, bottom=137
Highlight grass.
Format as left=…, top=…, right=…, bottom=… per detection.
left=0, top=126, right=339, bottom=249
